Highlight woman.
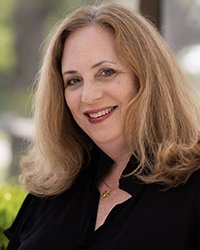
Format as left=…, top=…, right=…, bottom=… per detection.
left=5, top=3, right=200, bottom=249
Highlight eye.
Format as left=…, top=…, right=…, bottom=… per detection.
left=64, top=77, right=82, bottom=88
left=98, top=68, right=118, bottom=78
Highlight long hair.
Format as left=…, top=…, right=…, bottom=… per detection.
left=20, top=3, right=200, bottom=196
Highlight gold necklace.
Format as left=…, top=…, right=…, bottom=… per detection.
left=100, top=181, right=119, bottom=199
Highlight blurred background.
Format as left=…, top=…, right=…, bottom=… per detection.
left=0, top=0, right=200, bottom=191
left=0, top=0, right=200, bottom=247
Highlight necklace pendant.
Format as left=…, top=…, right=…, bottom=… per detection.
left=101, top=190, right=111, bottom=199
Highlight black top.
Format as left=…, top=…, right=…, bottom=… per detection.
left=5, top=146, right=200, bottom=250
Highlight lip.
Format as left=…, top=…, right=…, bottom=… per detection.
left=84, top=106, right=117, bottom=124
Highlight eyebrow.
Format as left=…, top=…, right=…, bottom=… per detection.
left=62, top=70, right=78, bottom=76
left=91, top=60, right=117, bottom=69
left=62, top=60, right=116, bottom=76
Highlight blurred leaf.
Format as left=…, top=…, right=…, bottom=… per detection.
left=0, top=180, right=27, bottom=249
left=0, top=25, right=16, bottom=72
left=0, top=0, right=16, bottom=72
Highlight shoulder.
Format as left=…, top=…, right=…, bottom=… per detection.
left=5, top=194, right=40, bottom=240
left=177, top=168, right=200, bottom=196
left=188, top=169, right=200, bottom=206
left=187, top=168, right=200, bottom=189
left=176, top=168, right=200, bottom=214
left=5, top=179, right=83, bottom=241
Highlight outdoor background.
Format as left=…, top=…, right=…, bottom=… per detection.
left=0, top=0, right=200, bottom=247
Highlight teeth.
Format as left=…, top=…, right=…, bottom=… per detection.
left=89, top=107, right=114, bottom=118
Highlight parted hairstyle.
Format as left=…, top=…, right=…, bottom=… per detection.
left=20, top=3, right=200, bottom=196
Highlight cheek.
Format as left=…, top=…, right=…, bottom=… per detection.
left=121, top=81, right=138, bottom=103
left=127, top=77, right=139, bottom=100
left=129, top=87, right=138, bottom=100
left=64, top=91, right=82, bottom=121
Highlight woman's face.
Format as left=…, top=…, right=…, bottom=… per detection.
left=62, top=25, right=138, bottom=147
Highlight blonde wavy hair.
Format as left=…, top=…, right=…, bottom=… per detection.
left=20, top=3, right=200, bottom=196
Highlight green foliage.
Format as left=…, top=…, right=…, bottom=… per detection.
left=0, top=88, right=33, bottom=116
left=0, top=180, right=27, bottom=249
left=0, top=0, right=16, bottom=72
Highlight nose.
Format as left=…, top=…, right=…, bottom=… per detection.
left=81, top=81, right=103, bottom=104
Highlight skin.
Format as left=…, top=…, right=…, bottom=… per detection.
left=62, top=25, right=138, bottom=160
left=61, top=25, right=138, bottom=229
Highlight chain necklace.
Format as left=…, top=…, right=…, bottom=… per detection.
left=100, top=181, right=119, bottom=199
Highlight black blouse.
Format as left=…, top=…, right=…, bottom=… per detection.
left=5, top=146, right=200, bottom=250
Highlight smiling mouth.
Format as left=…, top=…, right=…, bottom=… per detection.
left=85, top=106, right=117, bottom=119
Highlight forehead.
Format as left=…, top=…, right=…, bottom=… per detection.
left=61, top=25, right=119, bottom=69
left=64, top=25, right=115, bottom=49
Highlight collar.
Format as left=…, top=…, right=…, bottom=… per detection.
left=119, top=155, right=141, bottom=196
left=87, top=144, right=140, bottom=196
